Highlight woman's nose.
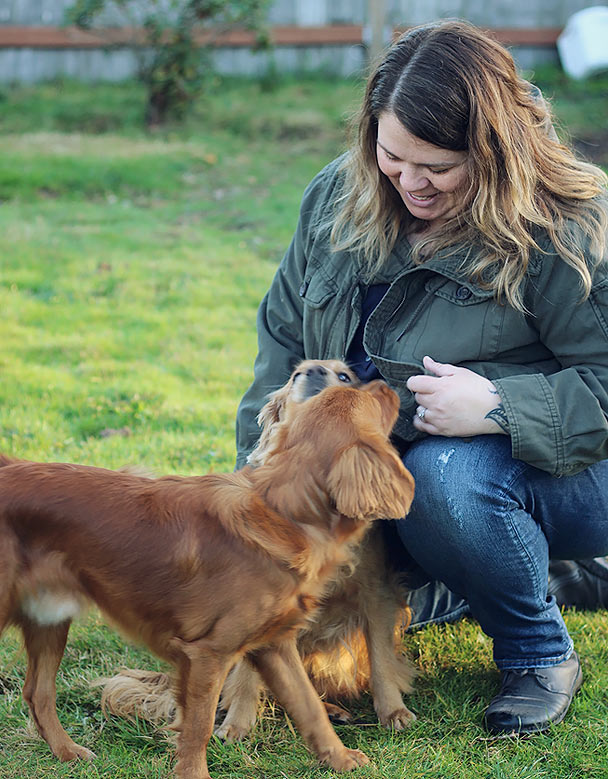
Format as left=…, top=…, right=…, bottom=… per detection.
left=399, top=166, right=429, bottom=191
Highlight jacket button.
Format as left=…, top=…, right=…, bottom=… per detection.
left=456, top=286, right=472, bottom=300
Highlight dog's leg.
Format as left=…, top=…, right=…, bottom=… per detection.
left=364, top=609, right=416, bottom=730
left=0, top=531, right=18, bottom=634
left=250, top=640, right=369, bottom=772
left=215, top=658, right=263, bottom=742
left=170, top=637, right=235, bottom=779
left=21, top=618, right=96, bottom=762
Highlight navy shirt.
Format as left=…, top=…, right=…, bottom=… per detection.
left=346, top=284, right=389, bottom=381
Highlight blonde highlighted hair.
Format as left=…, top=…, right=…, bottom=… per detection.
left=330, top=20, right=607, bottom=310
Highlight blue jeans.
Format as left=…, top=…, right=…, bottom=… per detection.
left=395, top=435, right=608, bottom=670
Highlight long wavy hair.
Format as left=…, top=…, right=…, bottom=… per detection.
left=330, top=20, right=607, bottom=310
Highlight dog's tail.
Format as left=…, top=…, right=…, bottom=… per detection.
left=92, top=669, right=177, bottom=726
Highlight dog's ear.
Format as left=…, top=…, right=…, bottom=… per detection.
left=247, top=384, right=291, bottom=467
left=359, top=380, right=400, bottom=436
left=327, top=443, right=415, bottom=521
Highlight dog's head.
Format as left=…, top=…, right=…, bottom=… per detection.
left=248, top=360, right=360, bottom=467
left=255, top=374, right=415, bottom=523
left=286, top=359, right=361, bottom=403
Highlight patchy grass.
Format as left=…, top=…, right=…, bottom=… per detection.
left=0, top=70, right=607, bottom=778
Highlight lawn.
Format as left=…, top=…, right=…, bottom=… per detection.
left=0, top=68, right=607, bottom=779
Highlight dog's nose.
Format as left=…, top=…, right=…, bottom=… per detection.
left=306, top=366, right=327, bottom=377
left=301, top=365, right=330, bottom=399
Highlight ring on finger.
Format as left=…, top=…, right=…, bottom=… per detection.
left=417, top=406, right=427, bottom=421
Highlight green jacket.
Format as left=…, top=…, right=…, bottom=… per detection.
left=236, top=157, right=608, bottom=476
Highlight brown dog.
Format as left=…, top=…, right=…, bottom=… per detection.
left=101, top=360, right=417, bottom=740
left=0, top=379, right=415, bottom=778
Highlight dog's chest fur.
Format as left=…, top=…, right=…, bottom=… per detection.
left=21, top=589, right=84, bottom=625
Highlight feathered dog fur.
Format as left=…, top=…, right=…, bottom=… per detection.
left=101, top=360, right=417, bottom=741
left=0, top=378, right=414, bottom=779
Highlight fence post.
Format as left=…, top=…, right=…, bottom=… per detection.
left=367, top=0, right=388, bottom=64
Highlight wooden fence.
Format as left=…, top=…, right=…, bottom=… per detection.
left=0, top=0, right=603, bottom=81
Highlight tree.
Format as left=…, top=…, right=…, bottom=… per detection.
left=66, top=1, right=270, bottom=126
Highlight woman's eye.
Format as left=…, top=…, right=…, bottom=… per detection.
left=378, top=144, right=398, bottom=161
left=430, top=167, right=451, bottom=174
left=337, top=373, right=352, bottom=383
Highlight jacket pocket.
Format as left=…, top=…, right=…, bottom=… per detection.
left=298, top=256, right=338, bottom=309
left=298, top=252, right=351, bottom=360
left=405, top=277, right=501, bottom=363
left=425, top=276, right=494, bottom=306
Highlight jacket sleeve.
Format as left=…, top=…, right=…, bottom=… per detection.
left=234, top=166, right=334, bottom=468
left=493, top=242, right=608, bottom=476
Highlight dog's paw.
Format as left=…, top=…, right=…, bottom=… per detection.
left=56, top=743, right=97, bottom=762
left=327, top=747, right=370, bottom=771
left=324, top=701, right=352, bottom=723
left=174, top=756, right=211, bottom=779
left=380, top=706, right=416, bottom=731
left=214, top=719, right=252, bottom=742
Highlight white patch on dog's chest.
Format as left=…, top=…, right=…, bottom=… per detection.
left=21, top=590, right=84, bottom=625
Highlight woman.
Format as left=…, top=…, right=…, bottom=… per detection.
left=235, top=20, right=608, bottom=735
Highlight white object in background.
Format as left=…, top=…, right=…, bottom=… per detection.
left=557, top=6, right=608, bottom=79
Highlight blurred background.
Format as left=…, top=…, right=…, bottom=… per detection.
left=0, top=0, right=607, bottom=80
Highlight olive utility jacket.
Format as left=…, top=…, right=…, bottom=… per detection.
left=236, top=158, right=608, bottom=477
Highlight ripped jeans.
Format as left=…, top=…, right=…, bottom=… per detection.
left=394, top=435, right=608, bottom=670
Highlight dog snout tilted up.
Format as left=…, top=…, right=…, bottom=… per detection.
left=0, top=372, right=414, bottom=779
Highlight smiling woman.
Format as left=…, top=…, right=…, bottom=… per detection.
left=236, top=18, right=608, bottom=743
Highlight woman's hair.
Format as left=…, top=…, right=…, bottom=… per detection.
left=330, top=19, right=607, bottom=310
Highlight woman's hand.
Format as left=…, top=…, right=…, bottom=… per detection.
left=406, top=356, right=510, bottom=437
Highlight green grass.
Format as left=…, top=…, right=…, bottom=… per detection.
left=526, top=66, right=608, bottom=162
left=0, top=70, right=607, bottom=779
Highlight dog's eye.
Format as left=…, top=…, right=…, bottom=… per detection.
left=337, top=373, right=352, bottom=383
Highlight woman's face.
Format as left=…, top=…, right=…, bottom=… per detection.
left=376, top=112, right=469, bottom=233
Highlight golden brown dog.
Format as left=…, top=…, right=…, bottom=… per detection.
left=0, top=378, right=414, bottom=779
left=101, top=361, right=417, bottom=741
